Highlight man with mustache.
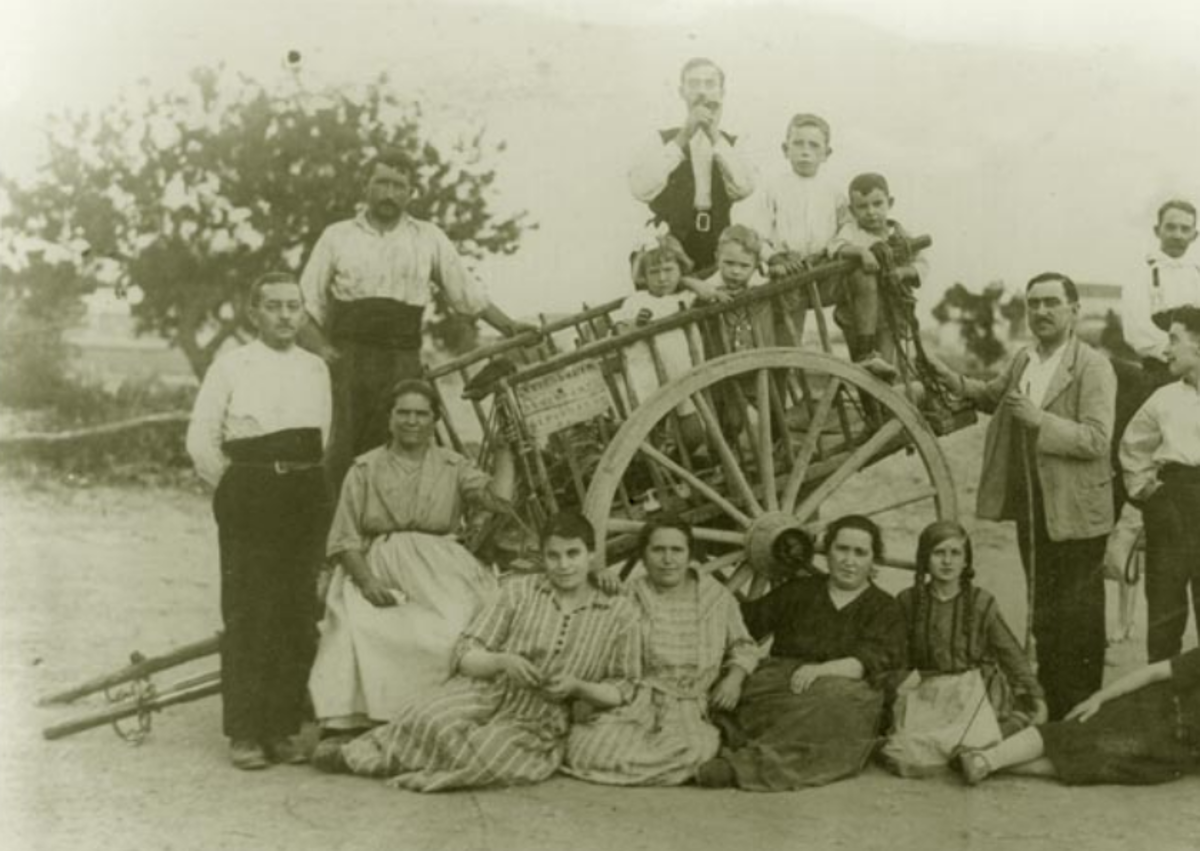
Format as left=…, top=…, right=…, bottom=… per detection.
left=299, top=148, right=528, bottom=487
left=629, top=58, right=755, bottom=274
left=928, top=272, right=1116, bottom=721
left=187, top=272, right=331, bottom=769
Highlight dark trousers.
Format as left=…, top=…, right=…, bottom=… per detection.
left=1015, top=489, right=1108, bottom=722
left=214, top=436, right=328, bottom=742
left=1142, top=469, right=1200, bottom=662
left=325, top=342, right=422, bottom=489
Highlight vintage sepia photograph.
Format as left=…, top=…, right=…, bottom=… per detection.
left=2, top=1, right=1199, bottom=849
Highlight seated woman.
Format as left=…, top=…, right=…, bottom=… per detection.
left=893, top=520, right=1046, bottom=740
left=697, top=514, right=907, bottom=790
left=563, top=518, right=759, bottom=786
left=955, top=648, right=1200, bottom=787
left=308, top=380, right=510, bottom=750
left=314, top=512, right=641, bottom=791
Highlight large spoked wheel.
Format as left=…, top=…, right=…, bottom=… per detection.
left=583, top=349, right=958, bottom=597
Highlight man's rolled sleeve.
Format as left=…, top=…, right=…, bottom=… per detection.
left=1119, top=398, right=1163, bottom=500
left=628, top=136, right=684, bottom=203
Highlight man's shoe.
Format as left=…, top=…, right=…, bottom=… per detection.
left=264, top=737, right=308, bottom=765
left=230, top=740, right=269, bottom=771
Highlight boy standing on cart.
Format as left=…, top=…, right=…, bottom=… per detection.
left=187, top=272, right=332, bottom=770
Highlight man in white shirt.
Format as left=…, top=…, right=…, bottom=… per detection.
left=1120, top=305, right=1200, bottom=662
left=187, top=272, right=332, bottom=770
left=1122, top=199, right=1200, bottom=385
left=928, top=272, right=1116, bottom=720
left=299, top=148, right=528, bottom=486
left=628, top=58, right=755, bottom=273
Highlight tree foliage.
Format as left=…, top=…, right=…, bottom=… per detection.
left=931, top=280, right=1018, bottom=367
left=1, top=66, right=530, bottom=378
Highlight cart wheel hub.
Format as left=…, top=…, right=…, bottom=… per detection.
left=745, top=512, right=811, bottom=576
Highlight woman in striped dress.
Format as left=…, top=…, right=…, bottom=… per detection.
left=314, top=512, right=641, bottom=791
left=564, top=519, right=759, bottom=785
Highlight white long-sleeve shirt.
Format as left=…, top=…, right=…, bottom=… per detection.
left=732, top=167, right=848, bottom=260
left=299, top=213, right=489, bottom=330
left=1119, top=378, right=1200, bottom=499
left=1122, top=249, right=1200, bottom=361
left=186, top=340, right=331, bottom=487
left=628, top=131, right=755, bottom=209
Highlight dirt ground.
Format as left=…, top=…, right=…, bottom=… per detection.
left=2, top=424, right=1198, bottom=851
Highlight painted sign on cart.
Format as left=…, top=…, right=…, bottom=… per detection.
left=515, top=361, right=612, bottom=442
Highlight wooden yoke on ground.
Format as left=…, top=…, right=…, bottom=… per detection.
left=38, top=633, right=221, bottom=742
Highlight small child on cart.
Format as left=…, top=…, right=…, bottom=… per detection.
left=613, top=235, right=701, bottom=440
left=699, top=224, right=775, bottom=351
left=829, top=172, right=928, bottom=380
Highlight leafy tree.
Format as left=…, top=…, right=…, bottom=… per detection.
left=931, top=280, right=1011, bottom=367
left=1, top=66, right=530, bottom=379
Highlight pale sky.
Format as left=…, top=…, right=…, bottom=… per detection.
left=2, top=0, right=1199, bottom=317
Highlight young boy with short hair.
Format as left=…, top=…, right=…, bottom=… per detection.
left=1119, top=305, right=1200, bottom=663
left=700, top=224, right=775, bottom=350
left=1122, top=199, right=1200, bottom=387
left=186, top=272, right=332, bottom=770
left=733, top=113, right=849, bottom=279
left=829, top=172, right=929, bottom=380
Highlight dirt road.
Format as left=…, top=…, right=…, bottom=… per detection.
left=2, top=427, right=1197, bottom=851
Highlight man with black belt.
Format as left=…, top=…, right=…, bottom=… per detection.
left=187, top=271, right=332, bottom=769
left=629, top=58, right=755, bottom=274
left=929, top=272, right=1117, bottom=720
left=299, top=148, right=528, bottom=486
left=1121, top=305, right=1200, bottom=662
left=1123, top=198, right=1200, bottom=388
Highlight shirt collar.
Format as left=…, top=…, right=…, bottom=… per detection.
left=354, top=210, right=412, bottom=236
left=533, top=575, right=618, bottom=610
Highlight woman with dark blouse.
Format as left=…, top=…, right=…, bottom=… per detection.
left=697, top=515, right=907, bottom=790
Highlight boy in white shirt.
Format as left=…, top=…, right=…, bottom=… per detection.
left=1122, top=199, right=1200, bottom=387
left=187, top=272, right=331, bottom=770
left=734, top=113, right=849, bottom=279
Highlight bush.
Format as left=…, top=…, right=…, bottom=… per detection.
left=0, top=375, right=197, bottom=486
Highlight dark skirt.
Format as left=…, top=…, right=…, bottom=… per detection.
left=1039, top=681, right=1200, bottom=785
left=716, top=658, right=885, bottom=791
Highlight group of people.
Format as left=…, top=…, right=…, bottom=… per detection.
left=183, top=54, right=1200, bottom=790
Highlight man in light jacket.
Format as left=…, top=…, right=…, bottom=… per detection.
left=930, top=271, right=1117, bottom=720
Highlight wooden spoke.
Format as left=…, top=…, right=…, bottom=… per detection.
left=691, top=391, right=764, bottom=517
left=781, top=378, right=843, bottom=512
left=725, top=562, right=754, bottom=593
left=859, top=488, right=937, bottom=519
left=697, top=549, right=746, bottom=577
left=755, top=369, right=778, bottom=511
left=636, top=442, right=752, bottom=528
left=791, top=419, right=905, bottom=524
left=748, top=574, right=771, bottom=600
left=605, top=517, right=746, bottom=547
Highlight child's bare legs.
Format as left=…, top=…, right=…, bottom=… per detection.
left=960, top=727, right=1058, bottom=784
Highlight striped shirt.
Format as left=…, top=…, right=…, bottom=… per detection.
left=341, top=574, right=641, bottom=791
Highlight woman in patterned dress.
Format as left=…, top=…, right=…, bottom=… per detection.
left=314, top=513, right=642, bottom=791
left=564, top=518, right=759, bottom=785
